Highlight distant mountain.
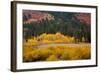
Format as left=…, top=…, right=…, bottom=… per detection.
left=23, top=10, right=91, bottom=26
left=74, top=13, right=91, bottom=25
left=23, top=10, right=54, bottom=24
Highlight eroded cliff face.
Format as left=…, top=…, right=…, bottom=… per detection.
left=23, top=10, right=54, bottom=24
left=74, top=13, right=91, bottom=25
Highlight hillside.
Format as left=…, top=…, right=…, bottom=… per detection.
left=23, top=10, right=91, bottom=43
left=23, top=10, right=54, bottom=24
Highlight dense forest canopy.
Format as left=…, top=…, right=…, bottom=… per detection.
left=23, top=10, right=91, bottom=43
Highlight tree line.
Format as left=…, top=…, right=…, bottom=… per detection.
left=23, top=12, right=91, bottom=43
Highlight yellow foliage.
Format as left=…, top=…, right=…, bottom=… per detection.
left=54, top=39, right=64, bottom=43
left=41, top=40, right=53, bottom=44
left=38, top=48, right=52, bottom=60
left=23, top=32, right=90, bottom=62
left=26, top=39, right=38, bottom=45
left=23, top=44, right=91, bottom=62
left=24, top=33, right=76, bottom=47
left=46, top=55, right=58, bottom=61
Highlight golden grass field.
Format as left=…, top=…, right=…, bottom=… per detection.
left=23, top=43, right=91, bottom=62
left=23, top=33, right=91, bottom=62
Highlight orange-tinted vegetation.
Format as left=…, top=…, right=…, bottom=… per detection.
left=23, top=45, right=91, bottom=62
left=23, top=33, right=90, bottom=62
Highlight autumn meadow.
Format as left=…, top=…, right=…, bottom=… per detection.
left=23, top=10, right=91, bottom=62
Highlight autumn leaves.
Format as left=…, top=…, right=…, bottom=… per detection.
left=23, top=33, right=90, bottom=62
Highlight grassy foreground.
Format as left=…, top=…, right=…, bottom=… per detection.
left=23, top=44, right=91, bottom=62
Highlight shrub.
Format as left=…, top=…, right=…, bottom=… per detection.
left=23, top=44, right=91, bottom=62
left=46, top=55, right=58, bottom=61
